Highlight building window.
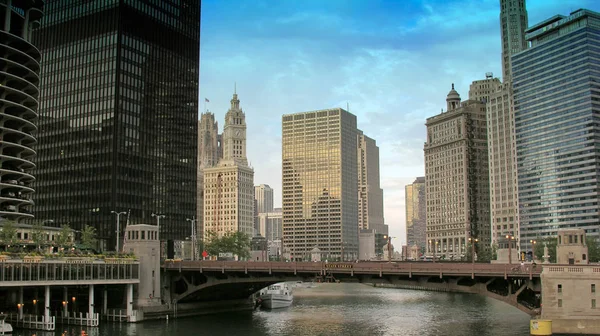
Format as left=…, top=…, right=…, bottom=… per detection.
left=558, top=284, right=562, bottom=293
left=558, top=299, right=562, bottom=308
left=592, top=284, right=596, bottom=293
left=593, top=299, right=597, bottom=309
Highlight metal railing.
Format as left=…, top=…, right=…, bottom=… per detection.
left=3, top=313, right=55, bottom=331
left=55, top=311, right=99, bottom=327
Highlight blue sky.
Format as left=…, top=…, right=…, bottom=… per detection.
left=198, top=0, right=599, bottom=245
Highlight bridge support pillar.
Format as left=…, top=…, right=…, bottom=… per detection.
left=103, top=287, right=107, bottom=315
left=44, top=285, right=50, bottom=324
left=88, top=284, right=94, bottom=318
left=63, top=287, right=68, bottom=317
left=126, top=284, right=133, bottom=320
left=18, top=286, right=23, bottom=319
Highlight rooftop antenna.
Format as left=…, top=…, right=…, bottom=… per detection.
left=346, top=102, right=349, bottom=112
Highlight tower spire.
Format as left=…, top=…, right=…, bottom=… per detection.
left=234, top=82, right=237, bottom=94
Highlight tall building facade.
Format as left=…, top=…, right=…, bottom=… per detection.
left=254, top=184, right=274, bottom=214
left=282, top=108, right=359, bottom=261
left=203, top=92, right=254, bottom=238
left=405, top=177, right=426, bottom=251
left=197, top=112, right=220, bottom=239
left=468, top=73, right=501, bottom=103
left=0, top=1, right=45, bottom=221
left=256, top=208, right=282, bottom=241
left=500, top=0, right=528, bottom=82
left=357, top=132, right=386, bottom=235
left=487, top=0, right=528, bottom=254
left=424, top=85, right=490, bottom=259
left=513, top=9, right=600, bottom=248
left=32, top=1, right=200, bottom=250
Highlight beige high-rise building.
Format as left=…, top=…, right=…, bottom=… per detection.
left=488, top=0, right=528, bottom=253
left=424, top=84, right=490, bottom=259
left=203, top=92, right=254, bottom=238
left=357, top=132, right=387, bottom=235
left=500, top=0, right=528, bottom=82
left=469, top=73, right=501, bottom=103
left=282, top=108, right=359, bottom=261
left=197, top=112, right=221, bottom=238
left=405, top=177, right=426, bottom=251
left=255, top=184, right=274, bottom=214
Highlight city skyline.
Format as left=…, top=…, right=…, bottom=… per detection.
left=198, top=0, right=600, bottom=245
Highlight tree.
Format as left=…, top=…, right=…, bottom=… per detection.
left=587, top=237, right=600, bottom=263
left=31, top=222, right=46, bottom=252
left=534, top=237, right=557, bottom=263
left=0, top=220, right=17, bottom=251
left=80, top=225, right=97, bottom=251
left=56, top=224, right=73, bottom=249
left=477, top=245, right=492, bottom=263
left=491, top=243, right=498, bottom=260
left=204, top=230, right=251, bottom=260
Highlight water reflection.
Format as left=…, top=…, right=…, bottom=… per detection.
left=13, top=283, right=531, bottom=336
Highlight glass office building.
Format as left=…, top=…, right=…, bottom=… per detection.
left=32, top=0, right=200, bottom=250
left=282, top=109, right=359, bottom=261
left=513, top=9, right=600, bottom=247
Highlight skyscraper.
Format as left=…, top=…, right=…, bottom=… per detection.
left=203, top=92, right=254, bottom=238
left=0, top=1, right=45, bottom=222
left=254, top=184, right=274, bottom=214
left=500, top=0, right=528, bottom=82
left=357, top=132, right=386, bottom=235
left=282, top=108, right=359, bottom=261
left=32, top=1, right=200, bottom=250
left=197, top=112, right=220, bottom=239
left=405, top=177, right=426, bottom=251
left=487, top=0, right=528, bottom=255
left=513, top=9, right=600, bottom=248
left=424, top=85, right=490, bottom=260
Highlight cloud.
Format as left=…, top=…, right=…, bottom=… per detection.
left=199, top=0, right=600, bottom=246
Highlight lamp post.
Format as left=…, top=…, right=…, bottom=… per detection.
left=506, top=234, right=515, bottom=264
left=468, top=237, right=478, bottom=264
left=152, top=213, right=166, bottom=241
left=111, top=211, right=126, bottom=252
left=186, top=217, right=196, bottom=261
left=530, top=239, right=537, bottom=261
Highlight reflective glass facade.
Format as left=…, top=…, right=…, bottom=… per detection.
left=282, top=109, right=359, bottom=261
left=513, top=9, right=600, bottom=247
left=31, top=0, right=200, bottom=250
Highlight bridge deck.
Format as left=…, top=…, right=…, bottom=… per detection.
left=164, top=261, right=542, bottom=278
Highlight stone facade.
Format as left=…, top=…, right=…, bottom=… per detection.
left=357, top=132, right=386, bottom=235
left=541, top=265, right=600, bottom=334
left=122, top=224, right=160, bottom=306
left=557, top=229, right=589, bottom=265
left=424, top=84, right=490, bottom=260
left=203, top=92, right=255, bottom=238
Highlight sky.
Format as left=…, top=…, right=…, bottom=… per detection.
left=198, top=0, right=600, bottom=246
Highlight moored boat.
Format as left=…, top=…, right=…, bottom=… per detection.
left=0, top=315, right=13, bottom=335
left=259, top=283, right=293, bottom=309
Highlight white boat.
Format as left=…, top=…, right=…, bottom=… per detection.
left=0, top=317, right=12, bottom=335
left=259, top=283, right=293, bottom=309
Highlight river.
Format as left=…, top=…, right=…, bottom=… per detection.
left=13, top=283, right=532, bottom=336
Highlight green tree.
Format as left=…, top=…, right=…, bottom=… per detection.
left=229, top=231, right=250, bottom=259
left=534, top=237, right=557, bottom=263
left=491, top=243, right=498, bottom=260
left=0, top=220, right=17, bottom=251
left=204, top=230, right=251, bottom=260
left=31, top=222, right=46, bottom=252
left=56, top=224, right=73, bottom=249
left=80, top=225, right=97, bottom=251
left=587, top=237, right=600, bottom=263
left=477, top=245, right=492, bottom=263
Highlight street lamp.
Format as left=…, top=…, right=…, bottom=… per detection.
left=468, top=237, right=478, bottom=264
left=152, top=213, right=166, bottom=241
left=506, top=234, right=516, bottom=264
left=186, top=217, right=196, bottom=261
left=530, top=239, right=537, bottom=261
left=429, top=239, right=438, bottom=263
left=111, top=211, right=127, bottom=252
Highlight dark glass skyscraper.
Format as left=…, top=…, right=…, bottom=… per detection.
left=513, top=9, right=600, bottom=245
left=32, top=0, right=200, bottom=250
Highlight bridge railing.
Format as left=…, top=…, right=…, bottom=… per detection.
left=163, top=260, right=542, bottom=277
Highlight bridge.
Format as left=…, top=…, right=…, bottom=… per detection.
left=162, top=261, right=542, bottom=316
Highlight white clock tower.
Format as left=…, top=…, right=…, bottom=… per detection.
left=222, top=90, right=248, bottom=166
